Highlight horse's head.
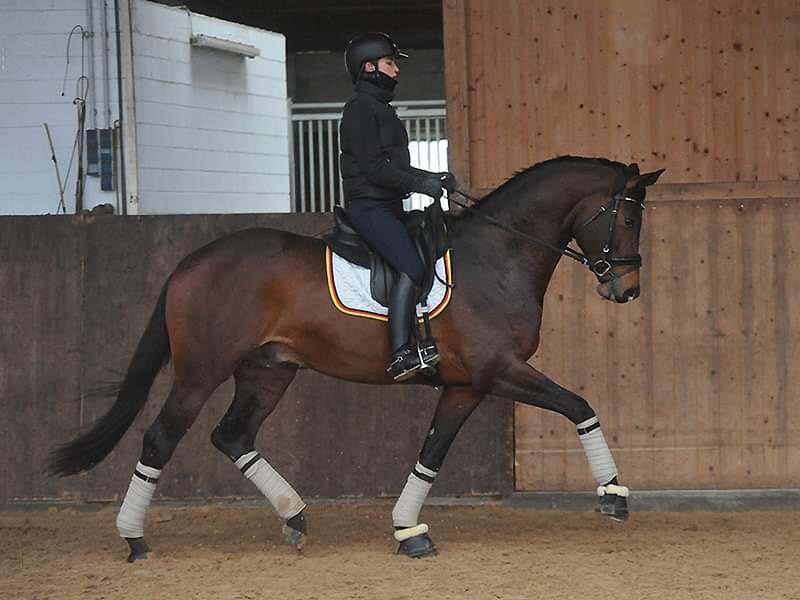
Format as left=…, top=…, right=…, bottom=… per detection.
left=572, top=164, right=665, bottom=303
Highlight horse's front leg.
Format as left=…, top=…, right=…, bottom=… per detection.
left=489, top=359, right=629, bottom=521
left=392, top=385, right=483, bottom=558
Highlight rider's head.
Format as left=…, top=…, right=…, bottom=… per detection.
left=344, top=32, right=408, bottom=90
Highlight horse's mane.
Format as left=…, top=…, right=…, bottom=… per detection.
left=446, top=155, right=635, bottom=241
left=468, top=155, right=631, bottom=208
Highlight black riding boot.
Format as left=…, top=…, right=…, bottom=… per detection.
left=387, top=273, right=421, bottom=381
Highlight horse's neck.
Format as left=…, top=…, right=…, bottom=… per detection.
left=450, top=211, right=565, bottom=306
left=451, top=170, right=599, bottom=301
left=463, top=174, right=584, bottom=252
left=487, top=171, right=589, bottom=233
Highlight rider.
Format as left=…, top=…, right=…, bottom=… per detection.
left=340, top=32, right=456, bottom=382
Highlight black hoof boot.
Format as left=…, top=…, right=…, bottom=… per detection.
left=124, top=537, right=151, bottom=563
left=282, top=510, right=307, bottom=551
left=395, top=525, right=437, bottom=558
left=596, top=484, right=630, bottom=522
left=397, top=533, right=437, bottom=558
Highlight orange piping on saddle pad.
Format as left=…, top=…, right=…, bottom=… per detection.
left=325, top=247, right=453, bottom=322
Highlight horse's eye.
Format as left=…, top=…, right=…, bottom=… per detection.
left=624, top=217, right=635, bottom=227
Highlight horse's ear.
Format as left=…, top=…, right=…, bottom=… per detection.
left=625, top=168, right=665, bottom=192
left=626, top=162, right=640, bottom=176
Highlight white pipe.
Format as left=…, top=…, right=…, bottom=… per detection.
left=101, top=0, right=112, bottom=129
left=286, top=98, right=296, bottom=209
left=86, top=0, right=97, bottom=131
left=117, top=0, right=139, bottom=215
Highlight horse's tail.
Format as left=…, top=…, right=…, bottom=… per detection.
left=48, top=283, right=171, bottom=476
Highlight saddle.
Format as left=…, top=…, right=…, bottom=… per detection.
left=322, top=203, right=451, bottom=307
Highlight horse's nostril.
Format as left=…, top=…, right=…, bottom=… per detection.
left=626, top=287, right=640, bottom=301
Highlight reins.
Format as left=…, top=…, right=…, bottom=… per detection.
left=448, top=190, right=590, bottom=267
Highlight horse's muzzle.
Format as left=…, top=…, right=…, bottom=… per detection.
left=619, top=285, right=640, bottom=303
left=596, top=271, right=640, bottom=303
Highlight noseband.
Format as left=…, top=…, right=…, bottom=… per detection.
left=571, top=193, right=644, bottom=280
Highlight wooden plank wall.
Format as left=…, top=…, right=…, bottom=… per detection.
left=444, top=0, right=799, bottom=192
left=443, top=0, right=800, bottom=490
left=0, top=215, right=512, bottom=506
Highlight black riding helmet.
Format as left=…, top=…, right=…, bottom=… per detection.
left=344, top=32, right=409, bottom=83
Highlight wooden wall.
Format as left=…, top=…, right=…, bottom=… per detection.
left=443, top=0, right=800, bottom=490
left=444, top=0, right=800, bottom=193
left=0, top=215, right=512, bottom=506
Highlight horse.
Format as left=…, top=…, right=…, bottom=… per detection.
left=49, top=156, right=664, bottom=561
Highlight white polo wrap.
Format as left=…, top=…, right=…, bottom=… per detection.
left=577, top=416, right=619, bottom=485
left=235, top=451, right=306, bottom=520
left=392, top=461, right=437, bottom=528
left=116, top=462, right=161, bottom=539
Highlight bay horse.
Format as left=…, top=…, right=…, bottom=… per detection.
left=49, top=156, right=664, bottom=560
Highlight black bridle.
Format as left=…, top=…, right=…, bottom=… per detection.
left=448, top=189, right=644, bottom=280
left=572, top=192, right=644, bottom=279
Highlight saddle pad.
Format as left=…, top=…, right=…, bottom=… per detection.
left=325, top=247, right=453, bottom=322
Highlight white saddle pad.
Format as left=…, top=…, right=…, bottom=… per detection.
left=325, top=248, right=453, bottom=321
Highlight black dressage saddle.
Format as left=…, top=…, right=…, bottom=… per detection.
left=322, top=203, right=451, bottom=307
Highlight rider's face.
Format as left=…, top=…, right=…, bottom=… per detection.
left=366, top=56, right=400, bottom=80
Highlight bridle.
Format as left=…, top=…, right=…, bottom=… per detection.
left=572, top=192, right=645, bottom=280
left=448, top=189, right=644, bottom=281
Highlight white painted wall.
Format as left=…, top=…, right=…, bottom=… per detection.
left=132, top=1, right=290, bottom=213
left=0, top=0, right=290, bottom=215
left=0, top=0, right=119, bottom=215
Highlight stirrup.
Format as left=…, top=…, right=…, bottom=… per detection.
left=417, top=340, right=440, bottom=376
left=388, top=347, right=421, bottom=382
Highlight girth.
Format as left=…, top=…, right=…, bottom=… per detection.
left=322, top=204, right=451, bottom=307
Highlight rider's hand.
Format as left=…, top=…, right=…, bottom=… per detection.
left=418, top=177, right=444, bottom=201
left=437, top=172, right=458, bottom=194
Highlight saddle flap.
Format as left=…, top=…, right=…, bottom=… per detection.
left=369, top=252, right=396, bottom=307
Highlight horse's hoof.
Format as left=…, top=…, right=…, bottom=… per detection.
left=124, top=537, right=151, bottom=563
left=283, top=510, right=307, bottom=551
left=397, top=533, right=437, bottom=558
left=596, top=484, right=629, bottom=522
left=282, top=524, right=306, bottom=550
left=394, top=524, right=437, bottom=558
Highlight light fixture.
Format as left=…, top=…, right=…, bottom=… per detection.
left=190, top=34, right=260, bottom=58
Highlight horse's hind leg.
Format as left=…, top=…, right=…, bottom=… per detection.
left=490, top=359, right=629, bottom=521
left=116, top=380, right=215, bottom=562
left=210, top=361, right=307, bottom=550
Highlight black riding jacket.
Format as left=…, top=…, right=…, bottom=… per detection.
left=339, top=79, right=432, bottom=212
